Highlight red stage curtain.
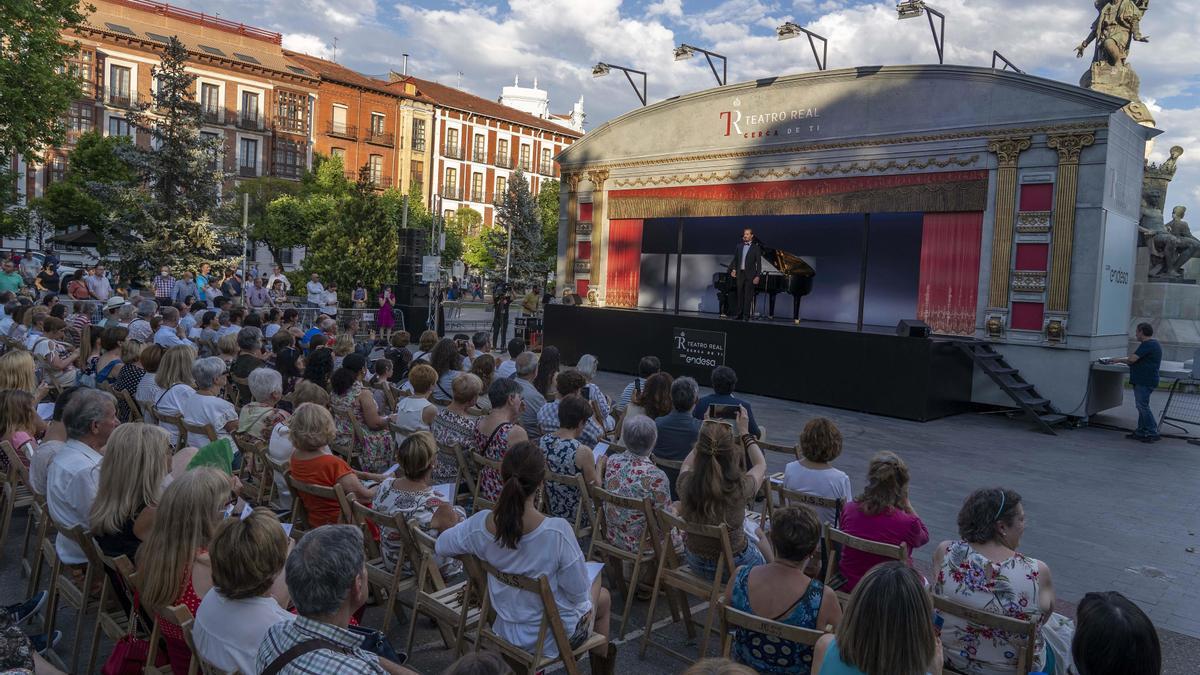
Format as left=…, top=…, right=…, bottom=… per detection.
left=917, top=212, right=983, bottom=336
left=605, top=219, right=643, bottom=307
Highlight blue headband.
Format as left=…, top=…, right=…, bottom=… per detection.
left=994, top=491, right=1007, bottom=521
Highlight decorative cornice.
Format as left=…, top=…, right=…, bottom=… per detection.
left=586, top=169, right=610, bottom=188
left=560, top=121, right=1101, bottom=175
left=1016, top=211, right=1051, bottom=234
left=610, top=155, right=980, bottom=188
left=1012, top=270, right=1047, bottom=293
left=987, top=136, right=1032, bottom=167
left=1047, top=132, right=1096, bottom=164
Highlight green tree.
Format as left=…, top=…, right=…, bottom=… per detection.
left=300, top=181, right=399, bottom=303
left=0, top=0, right=92, bottom=162
left=441, top=206, right=478, bottom=266
left=93, top=37, right=229, bottom=280
left=493, top=169, right=546, bottom=285
left=33, top=132, right=135, bottom=247
left=0, top=168, right=30, bottom=238
left=537, top=179, right=560, bottom=265
left=219, top=176, right=301, bottom=262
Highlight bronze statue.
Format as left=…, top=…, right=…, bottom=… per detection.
left=1076, top=0, right=1149, bottom=66
left=1165, top=206, right=1200, bottom=276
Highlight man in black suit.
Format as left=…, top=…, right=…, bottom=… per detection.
left=729, top=227, right=762, bottom=320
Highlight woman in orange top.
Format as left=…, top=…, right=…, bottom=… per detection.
left=287, top=402, right=386, bottom=527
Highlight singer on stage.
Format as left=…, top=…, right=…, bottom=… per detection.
left=729, top=227, right=763, bottom=320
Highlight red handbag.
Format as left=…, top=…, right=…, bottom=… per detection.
left=101, top=633, right=152, bottom=675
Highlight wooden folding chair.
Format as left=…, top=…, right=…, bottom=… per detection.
left=264, top=455, right=292, bottom=511
left=229, top=375, right=249, bottom=408
left=542, top=470, right=594, bottom=539
left=459, top=553, right=608, bottom=675
left=153, top=407, right=188, bottom=452
left=182, top=420, right=218, bottom=448
left=331, top=409, right=361, bottom=469
left=0, top=440, right=35, bottom=564
left=717, top=596, right=828, bottom=663
left=641, top=507, right=737, bottom=663
left=824, top=526, right=908, bottom=605
left=469, top=449, right=502, bottom=511
left=144, top=604, right=199, bottom=675
left=933, top=594, right=1038, bottom=675
left=650, top=454, right=683, bottom=475
left=46, top=525, right=106, bottom=674
left=284, top=472, right=353, bottom=533
left=138, top=398, right=159, bottom=424
left=406, top=526, right=478, bottom=655
left=586, top=486, right=661, bottom=639
left=77, top=533, right=139, bottom=675
left=113, top=387, right=144, bottom=422
left=348, top=500, right=420, bottom=634
left=232, top=432, right=272, bottom=505
left=436, top=441, right=473, bottom=508
left=764, top=478, right=845, bottom=526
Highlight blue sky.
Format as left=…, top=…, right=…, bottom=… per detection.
left=186, top=0, right=1200, bottom=208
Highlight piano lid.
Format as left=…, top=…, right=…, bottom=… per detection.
left=756, top=238, right=815, bottom=277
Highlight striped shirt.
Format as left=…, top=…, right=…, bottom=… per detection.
left=256, top=615, right=384, bottom=675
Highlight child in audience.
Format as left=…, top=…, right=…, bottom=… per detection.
left=782, top=417, right=851, bottom=526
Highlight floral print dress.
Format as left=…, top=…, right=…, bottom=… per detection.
left=331, top=381, right=396, bottom=473
left=473, top=422, right=514, bottom=503
left=601, top=452, right=671, bottom=552
left=373, top=478, right=466, bottom=577
left=933, top=540, right=1046, bottom=675
left=430, top=408, right=477, bottom=484
left=539, top=434, right=584, bottom=523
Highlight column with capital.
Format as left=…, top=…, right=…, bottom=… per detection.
left=984, top=136, right=1032, bottom=337
left=562, top=172, right=582, bottom=293
left=1044, top=132, right=1096, bottom=341
left=587, top=168, right=610, bottom=300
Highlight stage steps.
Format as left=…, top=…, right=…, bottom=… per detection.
left=957, top=342, right=1068, bottom=435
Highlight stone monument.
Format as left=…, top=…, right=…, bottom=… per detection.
left=1076, top=0, right=1154, bottom=125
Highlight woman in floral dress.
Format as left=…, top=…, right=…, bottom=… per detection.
left=329, top=353, right=396, bottom=473
left=429, top=372, right=481, bottom=484
left=538, top=394, right=599, bottom=522
left=472, top=378, right=528, bottom=503
left=373, top=432, right=465, bottom=576
left=597, top=415, right=671, bottom=554
left=932, top=488, right=1056, bottom=675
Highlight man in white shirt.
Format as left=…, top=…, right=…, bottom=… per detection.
left=85, top=265, right=113, bottom=303
left=46, top=389, right=119, bottom=564
left=495, top=337, right=525, bottom=380
left=305, top=274, right=324, bottom=307
left=268, top=265, right=291, bottom=294
left=0, top=299, right=17, bottom=335
left=154, top=306, right=195, bottom=348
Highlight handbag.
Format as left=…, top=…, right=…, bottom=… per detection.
left=101, top=592, right=167, bottom=675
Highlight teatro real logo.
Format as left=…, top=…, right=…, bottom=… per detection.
left=720, top=96, right=821, bottom=139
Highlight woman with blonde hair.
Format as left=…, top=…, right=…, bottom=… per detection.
left=287, top=402, right=384, bottom=527
left=392, top=362, right=438, bottom=435
left=137, top=467, right=233, bottom=675
left=266, top=382, right=330, bottom=509
left=678, top=408, right=770, bottom=580
left=413, top=329, right=438, bottom=362
left=374, top=431, right=465, bottom=575
left=0, top=350, right=41, bottom=399
left=0, top=389, right=44, bottom=474
left=469, top=354, right=496, bottom=408
left=216, top=333, right=238, bottom=367
left=331, top=333, right=355, bottom=369
left=811, top=561, right=943, bottom=675
left=90, top=423, right=172, bottom=560
left=838, top=451, right=928, bottom=592
left=153, top=344, right=197, bottom=447
left=430, top=372, right=482, bottom=483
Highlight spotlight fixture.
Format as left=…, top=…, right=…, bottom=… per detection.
left=991, top=50, right=1024, bottom=74
left=591, top=62, right=647, bottom=106
left=776, top=21, right=828, bottom=71
left=896, top=1, right=946, bottom=64
left=672, top=43, right=728, bottom=86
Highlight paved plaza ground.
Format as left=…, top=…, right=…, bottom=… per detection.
left=5, top=312, right=1199, bottom=672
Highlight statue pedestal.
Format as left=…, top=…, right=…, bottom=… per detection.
left=1080, top=62, right=1155, bottom=126
left=1132, top=247, right=1200, bottom=359
left=1147, top=277, right=1197, bottom=285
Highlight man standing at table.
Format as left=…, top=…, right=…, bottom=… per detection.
left=729, top=227, right=762, bottom=321
left=1114, top=322, right=1162, bottom=443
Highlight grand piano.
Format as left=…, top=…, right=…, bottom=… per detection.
left=713, top=238, right=816, bottom=323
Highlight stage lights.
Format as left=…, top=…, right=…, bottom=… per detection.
left=775, top=22, right=828, bottom=71
left=896, top=1, right=946, bottom=64
left=672, top=43, right=728, bottom=86
left=590, top=62, right=647, bottom=106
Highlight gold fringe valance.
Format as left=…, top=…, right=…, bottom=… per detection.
left=608, top=179, right=987, bottom=219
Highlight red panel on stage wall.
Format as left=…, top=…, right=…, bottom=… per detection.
left=577, top=241, right=591, bottom=260
left=605, top=219, right=643, bottom=307
left=579, top=202, right=593, bottom=222
left=1011, top=302, right=1044, bottom=331
left=576, top=279, right=589, bottom=296
left=1019, top=183, right=1053, bottom=212
left=1014, top=243, right=1049, bottom=271
left=916, top=212, right=983, bottom=336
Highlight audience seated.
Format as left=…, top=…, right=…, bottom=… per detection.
left=693, top=366, right=760, bottom=438
left=511, top=351, right=546, bottom=441
left=575, top=354, right=614, bottom=429
left=302, top=346, right=334, bottom=390
left=153, top=345, right=198, bottom=447
left=0, top=350, right=40, bottom=400
left=374, top=431, right=465, bottom=576
left=32, top=316, right=78, bottom=388
left=468, top=354, right=496, bottom=410
left=272, top=332, right=303, bottom=396
left=531, top=345, right=561, bottom=400
left=933, top=487, right=1055, bottom=675
left=537, top=371, right=605, bottom=446
left=598, top=415, right=670, bottom=556
left=839, top=451, right=929, bottom=592
left=367, top=359, right=395, bottom=414
left=183, top=356, right=239, bottom=448
left=629, top=371, right=673, bottom=421
left=1072, top=591, right=1160, bottom=675
left=678, top=410, right=769, bottom=580
left=112, top=339, right=148, bottom=422
left=0, top=389, right=42, bottom=474
left=429, top=373, right=482, bottom=482
left=92, top=326, right=127, bottom=387
left=782, top=417, right=852, bottom=526
left=435, top=442, right=613, bottom=665
left=193, top=508, right=294, bottom=675
left=617, top=355, right=661, bottom=412
left=382, top=331, right=412, bottom=383
left=429, top=338, right=466, bottom=404
left=239, top=367, right=290, bottom=443
left=653, top=376, right=701, bottom=497
left=331, top=353, right=396, bottom=473
left=28, top=386, right=79, bottom=497
left=46, top=388, right=118, bottom=565
left=332, top=333, right=355, bottom=369
left=724, top=505, right=841, bottom=674
left=495, top=337, right=525, bottom=380
left=392, top=363, right=438, bottom=433
left=474, top=378, right=530, bottom=503
left=137, top=467, right=231, bottom=675
left=539, top=394, right=600, bottom=521
left=812, top=561, right=943, bottom=675
left=216, top=333, right=239, bottom=367
left=89, top=423, right=172, bottom=560
left=412, top=329, right=438, bottom=363
left=288, top=403, right=382, bottom=527
left=230, top=326, right=266, bottom=401
left=267, top=382, right=331, bottom=509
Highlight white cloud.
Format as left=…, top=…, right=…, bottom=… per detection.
left=647, top=0, right=685, bottom=19
left=281, top=33, right=333, bottom=59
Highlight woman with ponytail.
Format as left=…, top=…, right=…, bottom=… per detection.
left=678, top=407, right=770, bottom=581
left=838, top=451, right=929, bottom=592
left=436, top=441, right=615, bottom=671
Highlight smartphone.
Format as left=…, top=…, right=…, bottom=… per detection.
left=708, top=403, right=739, bottom=420
left=580, top=386, right=591, bottom=401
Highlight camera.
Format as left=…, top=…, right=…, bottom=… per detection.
left=708, top=403, right=739, bottom=420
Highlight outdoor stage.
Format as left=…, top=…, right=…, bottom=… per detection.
left=543, top=303, right=973, bottom=421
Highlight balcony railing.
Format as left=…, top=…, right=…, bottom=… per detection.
left=327, top=121, right=357, bottom=140
left=365, top=131, right=394, bottom=147
left=470, top=188, right=484, bottom=203
left=494, top=153, right=511, bottom=168
left=106, top=91, right=142, bottom=109
left=238, top=165, right=258, bottom=177
left=200, top=107, right=224, bottom=124
left=473, top=148, right=487, bottom=162
left=368, top=174, right=390, bottom=190
left=236, top=113, right=264, bottom=131
left=444, top=144, right=463, bottom=160
left=519, top=159, right=532, bottom=172
left=441, top=185, right=462, bottom=200
left=272, top=163, right=304, bottom=180
left=539, top=161, right=554, bottom=175
left=274, top=117, right=308, bottom=135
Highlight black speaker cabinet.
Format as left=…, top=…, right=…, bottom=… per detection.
left=896, top=319, right=931, bottom=338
